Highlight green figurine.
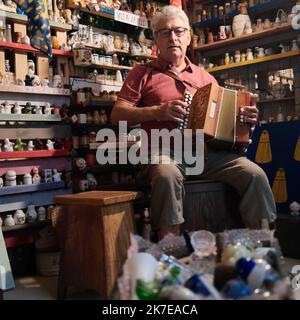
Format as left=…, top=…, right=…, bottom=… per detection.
left=23, top=102, right=32, bottom=114
left=14, top=138, right=27, bottom=151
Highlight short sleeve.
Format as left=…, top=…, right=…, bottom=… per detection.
left=117, top=64, right=149, bottom=105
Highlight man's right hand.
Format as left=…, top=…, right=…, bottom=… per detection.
left=155, top=100, right=188, bottom=123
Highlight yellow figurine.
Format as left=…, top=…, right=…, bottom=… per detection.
left=255, top=130, right=272, bottom=164
left=272, top=168, right=288, bottom=203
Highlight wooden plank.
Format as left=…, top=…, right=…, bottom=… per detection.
left=0, top=187, right=72, bottom=213
left=0, top=181, right=65, bottom=196
left=0, top=229, right=15, bottom=290
left=54, top=190, right=142, bottom=206
left=0, top=114, right=61, bottom=122
left=0, top=157, right=72, bottom=176
left=207, top=50, right=300, bottom=73
left=0, top=85, right=70, bottom=96
left=14, top=51, right=28, bottom=82
left=36, top=55, right=50, bottom=81
left=0, top=150, right=70, bottom=160
left=12, top=22, right=26, bottom=38
left=0, top=124, right=71, bottom=139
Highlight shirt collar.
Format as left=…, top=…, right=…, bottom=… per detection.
left=148, top=56, right=194, bottom=73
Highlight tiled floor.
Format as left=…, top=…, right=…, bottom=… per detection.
left=3, top=258, right=300, bottom=300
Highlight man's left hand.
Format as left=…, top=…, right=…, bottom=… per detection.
left=240, top=94, right=259, bottom=125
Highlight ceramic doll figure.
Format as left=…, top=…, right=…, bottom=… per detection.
left=3, top=138, right=14, bottom=151
left=256, top=47, right=265, bottom=58
left=23, top=102, right=32, bottom=114
left=4, top=101, right=13, bottom=114
left=122, top=34, right=130, bottom=52
left=26, top=204, right=37, bottom=223
left=0, top=177, right=3, bottom=188
left=14, top=138, right=26, bottom=151
left=86, top=172, right=97, bottom=188
left=232, top=1, right=252, bottom=37
left=75, top=157, right=87, bottom=171
left=291, top=39, right=299, bottom=51
left=44, top=103, right=53, bottom=115
left=13, top=102, right=24, bottom=114
left=219, top=26, right=227, bottom=40
left=246, top=48, right=254, bottom=60
left=46, top=139, right=55, bottom=150
left=27, top=140, right=35, bottom=151
left=52, top=169, right=62, bottom=181
left=13, top=209, right=26, bottom=225
left=34, top=105, right=43, bottom=115
left=32, top=167, right=41, bottom=184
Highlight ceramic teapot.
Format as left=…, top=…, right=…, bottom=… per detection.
left=26, top=204, right=38, bottom=223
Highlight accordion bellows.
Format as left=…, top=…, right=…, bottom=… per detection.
left=187, top=83, right=252, bottom=149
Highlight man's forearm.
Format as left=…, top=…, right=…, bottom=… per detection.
left=111, top=101, right=160, bottom=126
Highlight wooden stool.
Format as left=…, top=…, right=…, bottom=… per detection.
left=53, top=191, right=141, bottom=299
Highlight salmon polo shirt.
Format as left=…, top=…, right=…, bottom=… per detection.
left=117, top=56, right=218, bottom=136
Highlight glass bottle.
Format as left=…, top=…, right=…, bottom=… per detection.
left=4, top=24, right=12, bottom=42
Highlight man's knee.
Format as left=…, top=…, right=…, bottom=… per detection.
left=149, top=164, right=184, bottom=187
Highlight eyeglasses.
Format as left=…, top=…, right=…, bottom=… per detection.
left=155, top=27, right=188, bottom=38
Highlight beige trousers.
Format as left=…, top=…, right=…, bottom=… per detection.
left=141, top=148, right=277, bottom=231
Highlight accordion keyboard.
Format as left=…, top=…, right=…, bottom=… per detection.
left=178, top=91, right=192, bottom=130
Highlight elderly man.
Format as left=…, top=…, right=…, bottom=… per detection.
left=111, top=5, right=276, bottom=239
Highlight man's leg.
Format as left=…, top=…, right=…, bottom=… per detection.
left=140, top=161, right=186, bottom=239
left=200, top=148, right=276, bottom=229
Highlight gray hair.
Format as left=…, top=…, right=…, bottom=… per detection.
left=150, top=5, right=190, bottom=34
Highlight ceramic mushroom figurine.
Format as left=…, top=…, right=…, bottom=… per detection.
left=13, top=102, right=24, bottom=114
left=34, top=105, right=43, bottom=115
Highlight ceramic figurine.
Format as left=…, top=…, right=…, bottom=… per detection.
left=224, top=53, right=230, bottom=65
left=232, top=1, right=252, bottom=37
left=13, top=209, right=26, bottom=225
left=0, top=177, right=3, bottom=187
left=23, top=102, right=33, bottom=114
left=46, top=139, right=55, bottom=150
left=23, top=173, right=33, bottom=185
left=14, top=138, right=26, bottom=151
left=52, top=74, right=63, bottom=88
left=234, top=50, right=241, bottom=63
left=289, top=201, right=300, bottom=216
left=25, top=75, right=34, bottom=86
left=34, top=105, right=43, bottom=115
left=219, top=25, right=227, bottom=40
left=13, top=102, right=24, bottom=114
left=4, top=214, right=15, bottom=227
left=105, top=35, right=115, bottom=54
left=3, top=138, right=14, bottom=151
left=4, top=101, right=13, bottom=113
left=52, top=104, right=61, bottom=115
left=52, top=169, right=62, bottom=182
left=86, top=172, right=97, bottom=188
left=93, top=110, right=101, bottom=124
left=21, top=34, right=30, bottom=45
left=5, top=170, right=17, bottom=186
left=37, top=206, right=47, bottom=221
left=122, top=34, right=130, bottom=52
left=256, top=47, right=265, bottom=58
left=291, top=39, right=299, bottom=51
left=44, top=103, right=53, bottom=115
left=32, top=167, right=41, bottom=184
left=26, top=204, right=37, bottom=223
left=246, top=48, right=254, bottom=60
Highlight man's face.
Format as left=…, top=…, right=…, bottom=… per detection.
left=154, top=17, right=191, bottom=63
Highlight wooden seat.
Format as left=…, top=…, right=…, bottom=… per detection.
left=53, top=191, right=142, bottom=299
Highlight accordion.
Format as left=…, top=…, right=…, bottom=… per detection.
left=179, top=83, right=252, bottom=149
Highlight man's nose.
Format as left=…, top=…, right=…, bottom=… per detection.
left=169, top=30, right=179, bottom=41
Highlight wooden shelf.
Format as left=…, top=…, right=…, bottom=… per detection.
left=0, top=10, right=72, bottom=31
left=0, top=181, right=65, bottom=196
left=0, top=41, right=73, bottom=57
left=194, top=23, right=293, bottom=52
left=207, top=50, right=300, bottom=73
left=258, top=97, right=295, bottom=104
left=0, top=149, right=70, bottom=160
left=0, top=114, right=61, bottom=122
left=2, top=220, right=51, bottom=233
left=0, top=85, right=70, bottom=96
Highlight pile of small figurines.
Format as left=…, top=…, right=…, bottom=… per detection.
left=117, top=229, right=293, bottom=300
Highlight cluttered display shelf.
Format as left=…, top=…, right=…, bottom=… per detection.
left=206, top=50, right=300, bottom=73
left=193, top=0, right=296, bottom=29
left=0, top=85, right=70, bottom=96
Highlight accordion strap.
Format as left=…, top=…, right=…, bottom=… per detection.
left=164, top=70, right=201, bottom=91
